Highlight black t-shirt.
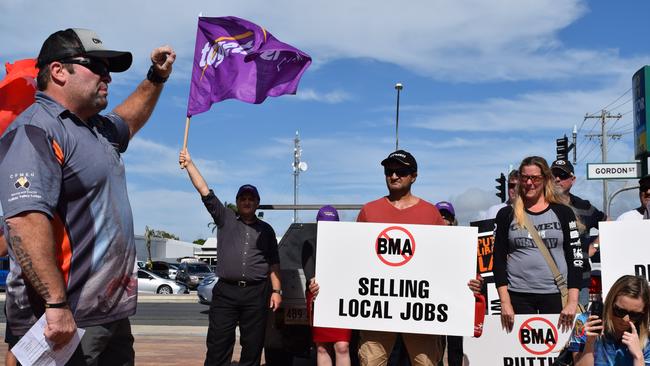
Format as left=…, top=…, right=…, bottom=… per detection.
left=569, top=194, right=606, bottom=282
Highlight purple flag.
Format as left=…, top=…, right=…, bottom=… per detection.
left=187, top=16, right=312, bottom=117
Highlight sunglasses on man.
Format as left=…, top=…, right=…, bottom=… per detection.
left=59, top=57, right=110, bottom=77
left=384, top=167, right=414, bottom=177
left=612, top=304, right=645, bottom=322
left=552, top=169, right=573, bottom=181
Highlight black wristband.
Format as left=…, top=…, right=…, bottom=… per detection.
left=147, top=65, right=168, bottom=84
left=272, top=289, right=282, bottom=295
left=45, top=301, right=68, bottom=309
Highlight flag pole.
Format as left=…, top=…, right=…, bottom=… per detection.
left=182, top=116, right=191, bottom=151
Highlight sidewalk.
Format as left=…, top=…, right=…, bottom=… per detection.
left=0, top=292, right=199, bottom=303
left=0, top=323, right=258, bottom=365
left=0, top=292, right=260, bottom=365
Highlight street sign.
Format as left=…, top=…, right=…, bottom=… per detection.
left=586, top=162, right=642, bottom=180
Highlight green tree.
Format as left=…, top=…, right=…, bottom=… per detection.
left=152, top=230, right=179, bottom=240
left=193, top=238, right=206, bottom=245
left=208, top=201, right=238, bottom=233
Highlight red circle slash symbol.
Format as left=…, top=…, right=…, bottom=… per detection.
left=518, top=317, right=559, bottom=355
left=375, top=226, right=416, bottom=267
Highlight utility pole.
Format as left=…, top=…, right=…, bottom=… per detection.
left=572, top=125, right=577, bottom=164
left=584, top=110, right=622, bottom=210
left=292, top=131, right=308, bottom=223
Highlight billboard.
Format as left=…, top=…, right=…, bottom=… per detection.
left=633, top=66, right=650, bottom=162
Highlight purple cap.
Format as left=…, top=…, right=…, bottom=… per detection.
left=236, top=184, right=260, bottom=201
left=316, top=205, right=339, bottom=222
left=435, top=201, right=455, bottom=217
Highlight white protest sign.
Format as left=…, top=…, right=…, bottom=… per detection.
left=464, top=314, right=572, bottom=366
left=313, top=221, right=477, bottom=336
left=599, top=220, right=650, bottom=297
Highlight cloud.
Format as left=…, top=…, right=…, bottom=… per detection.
left=2, top=0, right=645, bottom=83
left=410, top=77, right=638, bottom=133
left=124, top=137, right=224, bottom=183
left=292, top=88, right=352, bottom=103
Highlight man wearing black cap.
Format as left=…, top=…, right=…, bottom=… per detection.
left=551, top=159, right=607, bottom=306
left=617, top=175, right=650, bottom=220
left=179, top=150, right=281, bottom=366
left=356, top=150, right=482, bottom=366
left=0, top=28, right=175, bottom=364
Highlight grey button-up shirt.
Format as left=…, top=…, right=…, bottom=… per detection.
left=202, top=190, right=279, bottom=281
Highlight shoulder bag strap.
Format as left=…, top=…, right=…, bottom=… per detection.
left=520, top=213, right=570, bottom=307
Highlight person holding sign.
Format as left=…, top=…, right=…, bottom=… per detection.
left=354, top=149, right=483, bottom=366
left=493, top=156, right=583, bottom=333
left=303, top=206, right=352, bottom=366
left=179, top=150, right=282, bottom=366
left=568, top=275, right=650, bottom=365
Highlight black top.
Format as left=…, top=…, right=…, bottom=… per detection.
left=301, top=236, right=316, bottom=287
left=201, top=190, right=279, bottom=281
left=569, top=193, right=606, bottom=282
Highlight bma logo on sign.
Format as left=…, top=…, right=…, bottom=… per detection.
left=375, top=226, right=416, bottom=267
left=518, top=317, right=559, bottom=355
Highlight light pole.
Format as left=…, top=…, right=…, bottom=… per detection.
left=394, top=83, right=403, bottom=150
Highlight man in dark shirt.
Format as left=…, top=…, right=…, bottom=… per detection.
left=551, top=159, right=607, bottom=306
left=179, top=150, right=282, bottom=366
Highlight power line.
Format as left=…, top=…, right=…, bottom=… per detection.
left=609, top=128, right=634, bottom=135
left=577, top=140, right=599, bottom=164
left=596, top=88, right=632, bottom=115
left=606, top=136, right=623, bottom=154
left=577, top=118, right=599, bottom=149
left=608, top=97, right=633, bottom=113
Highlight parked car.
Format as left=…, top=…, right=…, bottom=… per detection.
left=197, top=274, right=218, bottom=304
left=175, top=261, right=213, bottom=290
left=148, top=261, right=171, bottom=279
left=167, top=263, right=179, bottom=280
left=137, top=269, right=188, bottom=294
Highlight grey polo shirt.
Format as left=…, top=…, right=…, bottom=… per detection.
left=0, top=92, right=137, bottom=335
left=201, top=190, right=279, bottom=281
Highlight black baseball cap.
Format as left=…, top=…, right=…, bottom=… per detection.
left=640, top=175, right=650, bottom=191
left=236, top=184, right=260, bottom=201
left=37, top=28, right=132, bottom=73
left=380, top=150, right=417, bottom=172
left=551, top=159, right=574, bottom=175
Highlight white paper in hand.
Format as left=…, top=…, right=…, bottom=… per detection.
left=11, top=314, right=85, bottom=366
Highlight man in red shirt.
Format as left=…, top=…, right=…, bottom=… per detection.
left=356, top=150, right=447, bottom=366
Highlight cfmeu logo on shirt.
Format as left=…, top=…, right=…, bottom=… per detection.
left=10, top=173, right=35, bottom=190
left=375, top=226, right=416, bottom=267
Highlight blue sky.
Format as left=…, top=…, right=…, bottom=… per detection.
left=1, top=0, right=649, bottom=241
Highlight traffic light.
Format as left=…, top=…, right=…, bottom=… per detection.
left=495, top=173, right=506, bottom=203
left=556, top=135, right=569, bottom=161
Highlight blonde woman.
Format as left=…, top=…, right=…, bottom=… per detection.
left=493, top=156, right=583, bottom=333
left=569, top=275, right=650, bottom=365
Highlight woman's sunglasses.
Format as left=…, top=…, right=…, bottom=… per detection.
left=612, top=304, right=645, bottom=322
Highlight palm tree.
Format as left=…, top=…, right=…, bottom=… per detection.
left=144, top=225, right=153, bottom=269
left=208, top=202, right=238, bottom=233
